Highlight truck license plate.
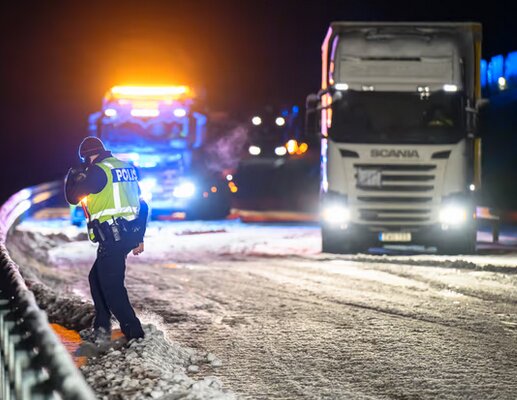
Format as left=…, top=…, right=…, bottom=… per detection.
left=379, top=232, right=412, bottom=242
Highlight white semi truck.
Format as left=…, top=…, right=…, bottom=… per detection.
left=306, top=22, right=485, bottom=254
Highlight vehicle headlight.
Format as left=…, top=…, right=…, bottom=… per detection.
left=140, top=178, right=157, bottom=192
left=275, top=146, right=287, bottom=156
left=439, top=205, right=468, bottom=225
left=322, top=204, right=350, bottom=224
left=173, top=181, right=196, bottom=198
left=249, top=145, right=261, bottom=156
left=140, top=178, right=157, bottom=201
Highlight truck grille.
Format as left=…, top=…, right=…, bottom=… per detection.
left=353, top=163, right=438, bottom=227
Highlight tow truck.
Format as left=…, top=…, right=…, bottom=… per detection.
left=70, top=85, right=231, bottom=225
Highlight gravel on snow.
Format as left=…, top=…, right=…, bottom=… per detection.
left=6, top=227, right=237, bottom=400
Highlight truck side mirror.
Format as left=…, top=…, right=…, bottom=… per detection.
left=305, top=93, right=320, bottom=138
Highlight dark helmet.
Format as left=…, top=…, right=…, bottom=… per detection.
left=78, top=137, right=106, bottom=160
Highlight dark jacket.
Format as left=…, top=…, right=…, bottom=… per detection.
left=65, top=150, right=148, bottom=242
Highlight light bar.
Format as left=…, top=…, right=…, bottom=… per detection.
left=110, top=85, right=191, bottom=99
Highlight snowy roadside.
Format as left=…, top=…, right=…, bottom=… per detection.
left=8, top=213, right=517, bottom=399
left=6, top=225, right=238, bottom=400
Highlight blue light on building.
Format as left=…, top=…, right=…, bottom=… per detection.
left=488, top=55, right=505, bottom=88
left=505, top=51, right=517, bottom=83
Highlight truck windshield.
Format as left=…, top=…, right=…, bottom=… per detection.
left=329, top=91, right=464, bottom=144
left=100, top=121, right=191, bottom=148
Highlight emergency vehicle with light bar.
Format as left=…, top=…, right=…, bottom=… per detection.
left=70, top=85, right=231, bottom=224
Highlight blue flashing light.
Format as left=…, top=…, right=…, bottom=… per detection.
left=488, top=54, right=504, bottom=87
left=281, top=109, right=289, bottom=117
left=480, top=59, right=487, bottom=88
left=505, top=51, right=517, bottom=81
left=292, top=105, right=299, bottom=114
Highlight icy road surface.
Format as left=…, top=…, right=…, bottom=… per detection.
left=11, top=215, right=517, bottom=399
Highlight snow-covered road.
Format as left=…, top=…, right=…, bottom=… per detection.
left=8, top=211, right=517, bottom=399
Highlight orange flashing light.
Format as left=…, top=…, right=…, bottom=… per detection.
left=286, top=140, right=308, bottom=156
left=286, top=139, right=298, bottom=155
left=110, top=85, right=190, bottom=98
left=298, top=142, right=309, bottom=154
left=228, top=181, right=238, bottom=193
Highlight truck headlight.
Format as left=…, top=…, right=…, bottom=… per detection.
left=322, top=205, right=350, bottom=225
left=249, top=145, right=261, bottom=156
left=140, top=178, right=157, bottom=192
left=439, top=205, right=467, bottom=225
left=173, top=181, right=196, bottom=198
left=140, top=178, right=157, bottom=201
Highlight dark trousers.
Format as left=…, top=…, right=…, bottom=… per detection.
left=88, top=240, right=144, bottom=340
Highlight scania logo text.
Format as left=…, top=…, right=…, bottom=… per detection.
left=371, top=149, right=420, bottom=158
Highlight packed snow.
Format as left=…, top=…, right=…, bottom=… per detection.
left=7, top=209, right=517, bottom=399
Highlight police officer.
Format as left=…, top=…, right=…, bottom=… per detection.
left=65, top=137, right=147, bottom=343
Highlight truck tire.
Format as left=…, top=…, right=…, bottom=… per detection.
left=189, top=199, right=230, bottom=220
left=437, top=229, right=477, bottom=255
left=321, top=226, right=369, bottom=254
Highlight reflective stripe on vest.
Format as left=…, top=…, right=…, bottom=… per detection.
left=102, top=161, right=122, bottom=211
left=90, top=206, right=139, bottom=221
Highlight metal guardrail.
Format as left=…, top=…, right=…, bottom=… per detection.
left=0, top=181, right=96, bottom=400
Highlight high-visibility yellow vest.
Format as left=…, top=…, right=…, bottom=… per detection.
left=84, top=157, right=140, bottom=239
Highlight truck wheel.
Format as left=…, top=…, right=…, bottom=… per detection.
left=189, top=200, right=230, bottom=220
left=437, top=229, right=476, bottom=255
left=205, top=204, right=230, bottom=220
left=321, top=226, right=369, bottom=254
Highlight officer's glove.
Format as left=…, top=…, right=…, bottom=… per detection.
left=66, top=167, right=87, bottom=183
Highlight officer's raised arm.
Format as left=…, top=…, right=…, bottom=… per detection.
left=64, top=165, right=107, bottom=205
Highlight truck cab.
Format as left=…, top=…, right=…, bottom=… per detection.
left=306, top=22, right=485, bottom=254
left=70, top=85, right=230, bottom=225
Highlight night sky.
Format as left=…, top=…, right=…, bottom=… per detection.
left=1, top=0, right=516, bottom=203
